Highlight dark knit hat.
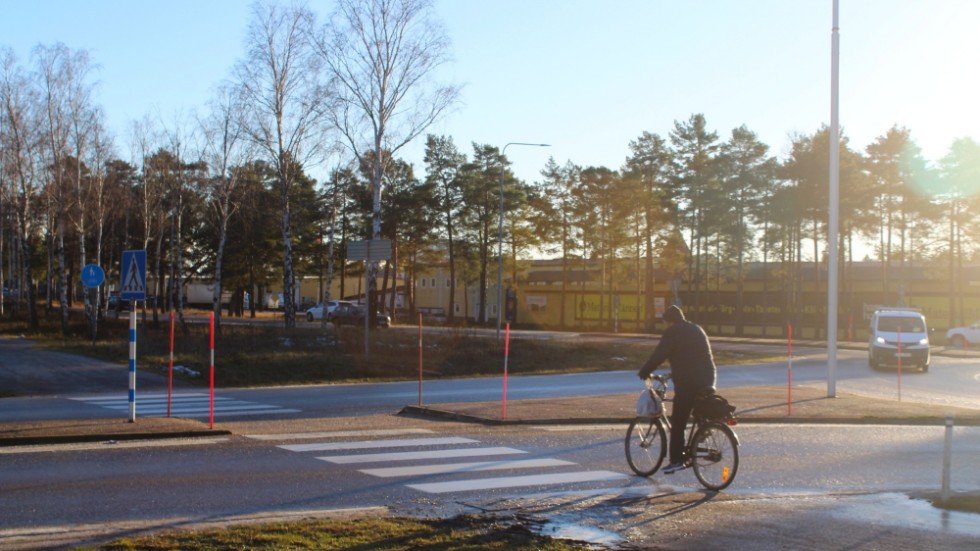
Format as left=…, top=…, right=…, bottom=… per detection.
left=662, top=305, right=685, bottom=323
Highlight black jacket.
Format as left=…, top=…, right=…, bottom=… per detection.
left=639, top=320, right=717, bottom=393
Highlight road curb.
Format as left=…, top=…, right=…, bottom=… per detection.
left=0, top=429, right=232, bottom=447
left=399, top=405, right=980, bottom=427
left=399, top=405, right=629, bottom=425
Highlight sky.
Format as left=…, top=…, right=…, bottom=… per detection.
left=2, top=0, right=978, bottom=187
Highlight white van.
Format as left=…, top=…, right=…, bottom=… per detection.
left=868, top=309, right=930, bottom=372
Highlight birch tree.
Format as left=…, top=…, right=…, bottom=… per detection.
left=200, top=84, right=250, bottom=331
left=34, top=44, right=74, bottom=333
left=0, top=87, right=5, bottom=318
left=130, top=117, right=167, bottom=323
left=159, top=113, right=205, bottom=334
left=315, top=0, right=459, bottom=325
left=81, top=113, right=112, bottom=340
left=239, top=1, right=328, bottom=328
left=0, top=49, right=42, bottom=327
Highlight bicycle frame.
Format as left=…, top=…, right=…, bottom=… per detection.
left=630, top=372, right=740, bottom=490
left=646, top=373, right=740, bottom=457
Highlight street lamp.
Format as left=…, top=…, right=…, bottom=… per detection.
left=497, top=142, right=550, bottom=339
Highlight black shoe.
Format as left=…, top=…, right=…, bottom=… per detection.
left=662, top=462, right=686, bottom=474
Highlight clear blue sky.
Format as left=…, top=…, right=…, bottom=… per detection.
left=2, top=0, right=977, bottom=185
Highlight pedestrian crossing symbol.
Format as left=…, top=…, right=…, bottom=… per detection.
left=121, top=250, right=147, bottom=300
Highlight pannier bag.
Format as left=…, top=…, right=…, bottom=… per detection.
left=635, top=389, right=663, bottom=417
left=694, top=393, right=736, bottom=420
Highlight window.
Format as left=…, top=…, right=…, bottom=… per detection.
left=431, top=278, right=437, bottom=288
left=420, top=278, right=427, bottom=288
left=446, top=278, right=452, bottom=289
left=877, top=316, right=924, bottom=333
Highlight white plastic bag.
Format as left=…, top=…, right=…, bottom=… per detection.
left=635, top=389, right=662, bottom=417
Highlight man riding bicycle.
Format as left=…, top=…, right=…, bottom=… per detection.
left=637, top=305, right=717, bottom=474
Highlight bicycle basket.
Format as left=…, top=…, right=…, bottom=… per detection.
left=694, top=393, right=736, bottom=420
left=635, top=389, right=663, bottom=417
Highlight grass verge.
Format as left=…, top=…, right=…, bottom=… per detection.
left=3, top=313, right=771, bottom=388
left=920, top=492, right=980, bottom=515
left=80, top=515, right=591, bottom=550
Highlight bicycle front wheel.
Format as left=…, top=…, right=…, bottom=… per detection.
left=691, top=421, right=739, bottom=490
left=625, top=417, right=667, bottom=476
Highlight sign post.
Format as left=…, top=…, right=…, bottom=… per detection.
left=121, top=250, right=147, bottom=422
left=81, top=264, right=105, bottom=345
left=346, top=240, right=392, bottom=357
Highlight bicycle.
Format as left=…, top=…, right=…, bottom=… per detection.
left=625, top=373, right=740, bottom=491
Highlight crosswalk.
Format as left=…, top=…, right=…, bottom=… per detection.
left=250, top=428, right=634, bottom=497
left=71, top=393, right=299, bottom=418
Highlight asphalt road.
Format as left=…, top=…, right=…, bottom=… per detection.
left=2, top=335, right=980, bottom=549
left=3, top=418, right=980, bottom=549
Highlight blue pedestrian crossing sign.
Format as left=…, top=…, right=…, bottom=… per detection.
left=120, top=250, right=147, bottom=300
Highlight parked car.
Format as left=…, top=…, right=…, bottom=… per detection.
left=328, top=303, right=391, bottom=328
left=946, top=321, right=980, bottom=348
left=305, top=300, right=352, bottom=322
left=107, top=293, right=130, bottom=310
left=868, top=309, right=930, bottom=372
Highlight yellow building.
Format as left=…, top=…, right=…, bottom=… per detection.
left=401, top=258, right=980, bottom=340
left=272, top=253, right=980, bottom=340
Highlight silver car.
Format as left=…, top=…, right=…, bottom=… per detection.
left=305, top=300, right=352, bottom=322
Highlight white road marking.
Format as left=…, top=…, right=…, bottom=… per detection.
left=407, top=470, right=628, bottom=494
left=279, top=436, right=477, bottom=453
left=317, top=446, right=526, bottom=464
left=245, top=429, right=433, bottom=441
left=504, top=484, right=662, bottom=500
left=360, top=458, right=576, bottom=478
left=531, top=424, right=627, bottom=432
left=70, top=394, right=299, bottom=418
left=125, top=404, right=290, bottom=414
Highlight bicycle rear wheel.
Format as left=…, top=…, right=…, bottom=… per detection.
left=625, top=417, right=667, bottom=476
left=691, top=421, right=739, bottom=491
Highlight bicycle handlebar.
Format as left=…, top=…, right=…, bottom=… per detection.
left=643, top=372, right=672, bottom=398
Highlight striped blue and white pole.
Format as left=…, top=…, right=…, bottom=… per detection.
left=128, top=308, right=137, bottom=422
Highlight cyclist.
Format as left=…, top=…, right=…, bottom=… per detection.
left=637, top=305, right=717, bottom=474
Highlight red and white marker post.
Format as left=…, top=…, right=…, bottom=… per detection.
left=209, top=311, right=215, bottom=429
left=167, top=310, right=175, bottom=417
left=502, top=323, right=511, bottom=419
left=897, top=326, right=902, bottom=402
left=788, top=323, right=793, bottom=416
left=418, top=313, right=423, bottom=406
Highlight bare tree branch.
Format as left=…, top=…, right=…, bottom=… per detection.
left=313, top=0, right=459, bottom=324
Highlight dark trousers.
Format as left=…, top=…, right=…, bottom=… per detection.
left=669, top=390, right=697, bottom=464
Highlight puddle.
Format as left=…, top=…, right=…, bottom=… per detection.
left=826, top=492, right=980, bottom=537
left=538, top=521, right=622, bottom=547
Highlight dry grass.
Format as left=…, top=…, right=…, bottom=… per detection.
left=3, top=312, right=766, bottom=388
left=80, top=515, right=590, bottom=551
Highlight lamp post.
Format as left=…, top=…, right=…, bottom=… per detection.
left=827, top=0, right=840, bottom=398
left=497, top=142, right=550, bottom=339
